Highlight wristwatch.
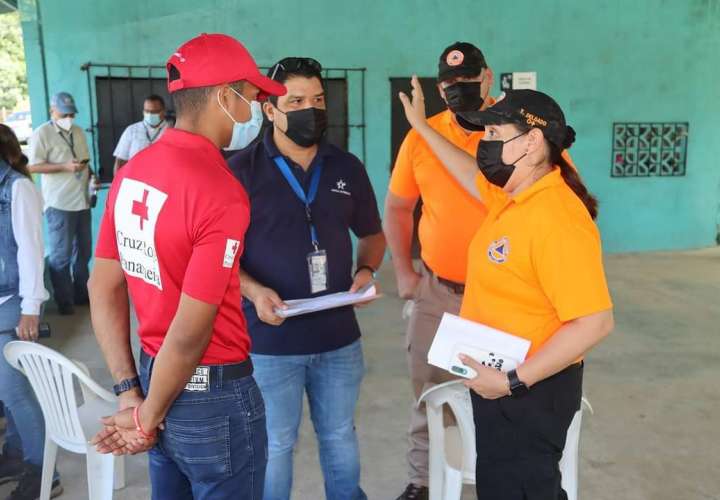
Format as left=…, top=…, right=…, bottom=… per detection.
left=354, top=265, right=376, bottom=278
left=506, top=369, right=529, bottom=397
left=113, top=376, right=141, bottom=396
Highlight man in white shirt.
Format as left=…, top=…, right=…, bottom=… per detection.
left=113, top=94, right=168, bottom=173
left=28, top=91, right=94, bottom=315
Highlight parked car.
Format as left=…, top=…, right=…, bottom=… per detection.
left=4, top=110, right=33, bottom=144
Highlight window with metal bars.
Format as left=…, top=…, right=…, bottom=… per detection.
left=611, top=122, right=689, bottom=177
left=81, top=63, right=366, bottom=182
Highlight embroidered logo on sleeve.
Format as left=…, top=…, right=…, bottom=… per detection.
left=223, top=239, right=240, bottom=268
left=114, top=178, right=168, bottom=289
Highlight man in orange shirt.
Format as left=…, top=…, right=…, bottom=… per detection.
left=384, top=42, right=494, bottom=500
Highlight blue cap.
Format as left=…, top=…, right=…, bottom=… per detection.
left=50, top=92, right=78, bottom=114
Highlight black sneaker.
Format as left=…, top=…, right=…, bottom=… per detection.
left=0, top=455, right=24, bottom=485
left=395, top=483, right=428, bottom=500
left=6, top=465, right=63, bottom=500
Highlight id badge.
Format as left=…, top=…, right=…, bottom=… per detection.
left=307, top=249, right=328, bottom=294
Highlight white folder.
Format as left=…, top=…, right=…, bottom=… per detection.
left=428, top=313, right=531, bottom=379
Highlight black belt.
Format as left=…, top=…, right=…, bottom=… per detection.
left=422, top=261, right=465, bottom=295
left=139, top=349, right=253, bottom=382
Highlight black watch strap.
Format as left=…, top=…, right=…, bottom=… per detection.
left=113, top=376, right=141, bottom=396
left=507, top=369, right=529, bottom=397
left=354, top=265, right=376, bottom=277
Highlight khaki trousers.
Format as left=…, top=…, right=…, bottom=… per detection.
left=405, top=265, right=463, bottom=486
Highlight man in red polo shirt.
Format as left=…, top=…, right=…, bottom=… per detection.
left=87, top=33, right=285, bottom=500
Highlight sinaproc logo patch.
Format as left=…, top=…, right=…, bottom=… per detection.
left=487, top=236, right=510, bottom=264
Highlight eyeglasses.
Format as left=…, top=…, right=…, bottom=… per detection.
left=269, top=57, right=323, bottom=80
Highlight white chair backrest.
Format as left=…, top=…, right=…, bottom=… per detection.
left=3, top=341, right=115, bottom=453
left=419, top=380, right=477, bottom=474
left=419, top=379, right=590, bottom=498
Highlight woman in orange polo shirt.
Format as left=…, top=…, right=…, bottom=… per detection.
left=399, top=76, right=614, bottom=499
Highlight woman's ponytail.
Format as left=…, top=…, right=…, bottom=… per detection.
left=550, top=127, right=598, bottom=220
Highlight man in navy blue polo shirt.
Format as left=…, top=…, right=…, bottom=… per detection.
left=228, top=57, right=385, bottom=500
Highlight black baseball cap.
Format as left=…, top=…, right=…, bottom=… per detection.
left=438, top=42, right=487, bottom=82
left=459, top=89, right=572, bottom=149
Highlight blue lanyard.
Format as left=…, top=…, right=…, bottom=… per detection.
left=273, top=156, right=323, bottom=250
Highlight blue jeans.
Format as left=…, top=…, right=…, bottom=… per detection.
left=139, top=352, right=267, bottom=500
left=0, top=296, right=46, bottom=466
left=252, top=339, right=367, bottom=500
left=45, top=207, right=91, bottom=307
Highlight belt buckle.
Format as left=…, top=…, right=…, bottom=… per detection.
left=184, top=366, right=210, bottom=392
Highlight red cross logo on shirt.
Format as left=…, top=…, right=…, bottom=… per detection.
left=132, top=190, right=150, bottom=230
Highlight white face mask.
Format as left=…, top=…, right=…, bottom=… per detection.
left=217, top=88, right=263, bottom=151
left=144, top=112, right=163, bottom=127
left=55, top=117, right=73, bottom=131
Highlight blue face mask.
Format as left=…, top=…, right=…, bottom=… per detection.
left=143, top=112, right=163, bottom=127
left=218, top=88, right=263, bottom=151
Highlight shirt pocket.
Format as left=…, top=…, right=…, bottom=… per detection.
left=161, top=415, right=231, bottom=482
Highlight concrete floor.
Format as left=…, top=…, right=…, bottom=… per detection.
left=1, top=249, right=719, bottom=500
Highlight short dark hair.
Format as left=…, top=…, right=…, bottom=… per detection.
left=170, top=64, right=243, bottom=119
left=267, top=57, right=324, bottom=105
left=144, top=94, right=165, bottom=108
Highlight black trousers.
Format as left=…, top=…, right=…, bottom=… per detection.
left=470, top=363, right=583, bottom=500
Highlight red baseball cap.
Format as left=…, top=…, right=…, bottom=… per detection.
left=166, top=33, right=286, bottom=99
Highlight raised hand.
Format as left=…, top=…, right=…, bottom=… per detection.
left=398, top=75, right=429, bottom=131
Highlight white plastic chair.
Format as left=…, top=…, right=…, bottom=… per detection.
left=418, top=380, right=592, bottom=500
left=3, top=341, right=126, bottom=500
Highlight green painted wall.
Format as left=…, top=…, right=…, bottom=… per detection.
left=19, top=0, right=720, bottom=253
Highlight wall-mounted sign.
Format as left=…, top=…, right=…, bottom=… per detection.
left=500, top=72, right=537, bottom=91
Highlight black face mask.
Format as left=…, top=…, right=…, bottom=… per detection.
left=476, top=131, right=529, bottom=187
left=278, top=107, right=328, bottom=147
left=444, top=81, right=484, bottom=113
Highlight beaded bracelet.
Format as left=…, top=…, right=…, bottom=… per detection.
left=133, top=405, right=156, bottom=440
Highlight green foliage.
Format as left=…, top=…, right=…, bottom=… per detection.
left=0, top=12, right=28, bottom=111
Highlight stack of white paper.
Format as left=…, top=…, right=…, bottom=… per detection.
left=428, top=313, right=531, bottom=379
left=274, top=284, right=380, bottom=318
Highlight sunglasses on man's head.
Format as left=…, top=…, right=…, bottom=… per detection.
left=270, top=57, right=323, bottom=80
